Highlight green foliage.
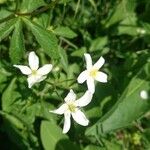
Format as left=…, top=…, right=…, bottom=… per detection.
left=24, top=18, right=59, bottom=59
left=54, top=26, right=77, bottom=39
left=9, top=19, right=25, bottom=63
left=0, top=0, right=150, bottom=149
left=41, top=121, right=79, bottom=150
left=86, top=62, right=150, bottom=136
left=0, top=18, right=16, bottom=42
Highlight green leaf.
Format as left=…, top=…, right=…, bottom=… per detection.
left=9, top=19, right=25, bottom=63
left=2, top=112, right=24, bottom=129
left=40, top=121, right=80, bottom=150
left=86, top=62, right=150, bottom=136
left=84, top=145, right=105, bottom=150
left=105, top=0, right=136, bottom=27
left=0, top=18, right=16, bottom=42
left=20, top=0, right=46, bottom=13
left=23, top=18, right=59, bottom=59
left=71, top=47, right=86, bottom=57
left=89, top=37, right=108, bottom=52
left=58, top=47, right=69, bottom=73
left=54, top=26, right=77, bottom=39
left=2, top=78, right=21, bottom=112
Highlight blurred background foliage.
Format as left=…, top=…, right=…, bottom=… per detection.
left=0, top=0, right=150, bottom=149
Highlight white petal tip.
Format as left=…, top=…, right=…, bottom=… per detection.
left=62, top=130, right=68, bottom=134
left=49, top=110, right=54, bottom=113
left=82, top=120, right=89, bottom=126
left=84, top=53, right=89, bottom=56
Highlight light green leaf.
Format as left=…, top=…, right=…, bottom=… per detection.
left=89, top=37, right=108, bottom=52
left=20, top=0, right=46, bottom=13
left=0, top=18, right=16, bottom=42
left=54, top=26, right=77, bottom=39
left=23, top=18, right=59, bottom=59
left=40, top=121, right=80, bottom=150
left=84, top=145, right=105, bottom=150
left=86, top=62, right=150, bottom=136
left=2, top=78, right=21, bottom=112
left=71, top=47, right=86, bottom=57
left=9, top=19, right=25, bottom=63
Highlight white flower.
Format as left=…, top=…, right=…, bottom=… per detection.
left=77, top=53, right=107, bottom=94
left=50, top=89, right=93, bottom=134
left=13, top=51, right=53, bottom=88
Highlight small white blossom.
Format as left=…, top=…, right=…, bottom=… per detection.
left=77, top=53, right=108, bottom=94
left=14, top=51, right=53, bottom=88
left=50, top=89, right=93, bottom=134
left=140, top=90, right=148, bottom=100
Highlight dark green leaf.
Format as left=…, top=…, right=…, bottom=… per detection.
left=0, top=18, right=16, bottom=42
left=9, top=19, right=25, bottom=63
left=2, top=78, right=21, bottom=112
left=23, top=18, right=59, bottom=59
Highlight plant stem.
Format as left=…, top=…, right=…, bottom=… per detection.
left=0, top=0, right=59, bottom=24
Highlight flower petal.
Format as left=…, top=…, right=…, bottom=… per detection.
left=63, top=112, right=71, bottom=134
left=27, top=76, right=37, bottom=88
left=75, top=90, right=93, bottom=107
left=37, top=64, right=53, bottom=75
left=49, top=104, right=67, bottom=115
left=72, top=109, right=89, bottom=126
left=64, top=89, right=76, bottom=102
left=84, top=53, right=92, bottom=70
left=93, top=56, right=105, bottom=70
left=36, top=76, right=47, bottom=83
left=27, top=75, right=45, bottom=88
left=77, top=70, right=88, bottom=84
left=95, top=71, right=107, bottom=83
left=87, top=77, right=95, bottom=94
left=13, top=65, right=31, bottom=75
left=28, top=51, right=39, bottom=70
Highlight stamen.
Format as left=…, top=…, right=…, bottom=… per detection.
left=32, top=70, right=37, bottom=76
left=67, top=103, right=76, bottom=112
left=89, top=69, right=98, bottom=78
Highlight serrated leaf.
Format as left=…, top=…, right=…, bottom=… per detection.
left=86, top=62, right=150, bottom=136
left=9, top=19, right=25, bottom=63
left=23, top=18, right=59, bottom=59
left=2, top=78, right=21, bottom=112
left=54, top=26, right=77, bottom=39
left=0, top=18, right=16, bottom=42
left=20, top=0, right=46, bottom=13
left=40, top=121, right=79, bottom=150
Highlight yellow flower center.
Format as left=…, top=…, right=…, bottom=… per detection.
left=89, top=69, right=98, bottom=78
left=32, top=70, right=37, bottom=76
left=67, top=103, right=76, bottom=112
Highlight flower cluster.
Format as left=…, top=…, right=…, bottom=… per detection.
left=14, top=51, right=108, bottom=133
